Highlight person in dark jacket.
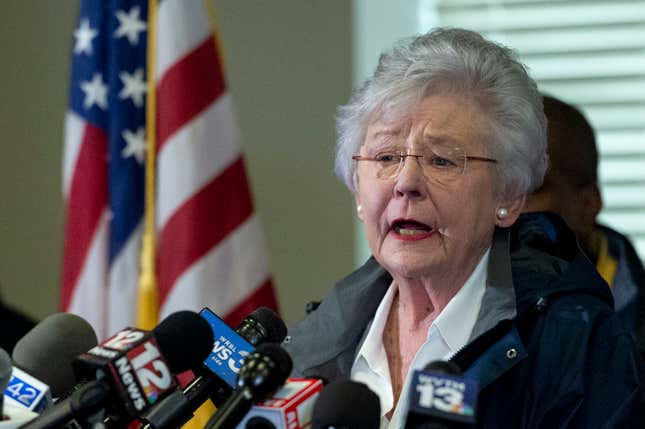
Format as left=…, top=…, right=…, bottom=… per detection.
left=524, top=95, right=645, bottom=355
left=283, top=28, right=642, bottom=428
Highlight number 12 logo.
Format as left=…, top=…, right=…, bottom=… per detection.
left=127, top=340, right=173, bottom=395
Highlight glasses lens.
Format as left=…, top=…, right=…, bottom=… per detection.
left=420, top=145, right=466, bottom=183
left=373, top=146, right=466, bottom=182
left=371, top=152, right=403, bottom=180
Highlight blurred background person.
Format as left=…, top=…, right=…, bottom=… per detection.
left=524, top=95, right=645, bottom=355
left=285, top=28, right=642, bottom=428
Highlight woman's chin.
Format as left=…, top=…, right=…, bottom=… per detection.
left=379, top=250, right=443, bottom=280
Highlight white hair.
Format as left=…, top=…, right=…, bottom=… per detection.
left=335, top=27, right=548, bottom=200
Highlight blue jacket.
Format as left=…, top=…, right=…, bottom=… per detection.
left=284, top=213, right=643, bottom=428
left=597, top=224, right=645, bottom=356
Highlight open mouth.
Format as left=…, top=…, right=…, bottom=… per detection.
left=391, top=219, right=434, bottom=238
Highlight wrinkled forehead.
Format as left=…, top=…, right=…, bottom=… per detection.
left=363, top=92, right=493, bottom=153
left=366, top=76, right=477, bottom=123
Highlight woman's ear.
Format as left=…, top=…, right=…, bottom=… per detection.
left=495, top=195, right=526, bottom=227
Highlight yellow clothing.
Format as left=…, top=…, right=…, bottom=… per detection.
left=595, top=232, right=618, bottom=288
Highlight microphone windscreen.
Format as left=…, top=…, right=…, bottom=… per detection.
left=153, top=310, right=215, bottom=373
left=423, top=360, right=462, bottom=374
left=12, top=313, right=98, bottom=397
left=254, top=343, right=293, bottom=380
left=0, top=348, right=12, bottom=392
left=248, top=307, right=287, bottom=344
left=0, top=347, right=11, bottom=412
left=237, top=343, right=292, bottom=401
left=245, top=416, right=276, bottom=429
left=312, top=380, right=381, bottom=429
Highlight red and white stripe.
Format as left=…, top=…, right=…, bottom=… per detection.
left=155, top=0, right=277, bottom=325
left=62, top=112, right=110, bottom=339
left=62, top=0, right=277, bottom=339
left=63, top=111, right=144, bottom=339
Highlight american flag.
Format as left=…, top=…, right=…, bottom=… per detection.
left=62, top=0, right=278, bottom=340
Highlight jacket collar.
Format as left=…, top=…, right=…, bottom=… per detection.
left=285, top=230, right=517, bottom=380
left=284, top=257, right=391, bottom=377
left=285, top=212, right=612, bottom=382
left=469, top=227, right=516, bottom=341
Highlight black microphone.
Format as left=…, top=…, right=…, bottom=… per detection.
left=402, top=360, right=477, bottom=429
left=3, top=313, right=98, bottom=413
left=139, top=307, right=287, bottom=429
left=21, top=311, right=213, bottom=429
left=424, top=361, right=462, bottom=375
left=311, top=379, right=381, bottom=429
left=203, top=307, right=287, bottom=405
left=0, top=348, right=12, bottom=417
left=203, top=343, right=293, bottom=429
left=13, top=313, right=98, bottom=399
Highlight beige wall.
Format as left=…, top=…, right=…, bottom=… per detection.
left=0, top=1, right=354, bottom=325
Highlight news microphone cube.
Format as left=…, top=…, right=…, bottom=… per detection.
left=3, top=367, right=53, bottom=413
left=1, top=402, right=39, bottom=427
left=73, top=327, right=178, bottom=418
left=404, top=370, right=477, bottom=428
left=235, top=378, right=323, bottom=429
left=199, top=308, right=256, bottom=388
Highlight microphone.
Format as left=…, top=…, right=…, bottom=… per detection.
left=21, top=311, right=213, bottom=429
left=139, top=307, right=287, bottom=429
left=311, top=380, right=381, bottom=429
left=0, top=348, right=12, bottom=417
left=203, top=343, right=293, bottom=429
left=2, top=349, right=39, bottom=427
left=234, top=378, right=323, bottom=429
left=402, top=361, right=477, bottom=429
left=3, top=313, right=98, bottom=412
left=200, top=307, right=287, bottom=392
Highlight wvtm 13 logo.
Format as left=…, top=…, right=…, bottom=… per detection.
left=414, top=373, right=475, bottom=416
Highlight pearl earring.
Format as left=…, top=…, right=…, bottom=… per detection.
left=357, top=205, right=363, bottom=215
left=497, top=208, right=508, bottom=219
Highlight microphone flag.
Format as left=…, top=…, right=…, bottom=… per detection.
left=404, top=369, right=477, bottom=428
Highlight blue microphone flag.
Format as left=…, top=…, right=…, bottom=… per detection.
left=404, top=369, right=477, bottom=427
left=199, top=308, right=255, bottom=387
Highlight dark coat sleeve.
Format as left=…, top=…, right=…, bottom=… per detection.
left=569, top=313, right=643, bottom=428
left=524, top=296, right=643, bottom=429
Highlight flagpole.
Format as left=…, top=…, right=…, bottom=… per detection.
left=204, top=0, right=225, bottom=71
left=137, top=0, right=160, bottom=330
left=179, top=6, right=222, bottom=428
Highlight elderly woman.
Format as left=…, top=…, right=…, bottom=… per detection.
left=284, top=28, right=642, bottom=428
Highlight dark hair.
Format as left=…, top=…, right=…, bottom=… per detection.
left=542, top=94, right=598, bottom=188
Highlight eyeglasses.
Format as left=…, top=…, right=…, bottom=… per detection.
left=352, top=145, right=497, bottom=183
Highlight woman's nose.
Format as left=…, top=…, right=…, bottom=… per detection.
left=393, top=156, right=426, bottom=198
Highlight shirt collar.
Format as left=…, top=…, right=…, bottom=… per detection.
left=353, top=281, right=398, bottom=375
left=353, top=248, right=490, bottom=368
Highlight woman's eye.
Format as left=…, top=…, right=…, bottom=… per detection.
left=430, top=155, right=455, bottom=167
left=375, top=154, right=399, bottom=163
